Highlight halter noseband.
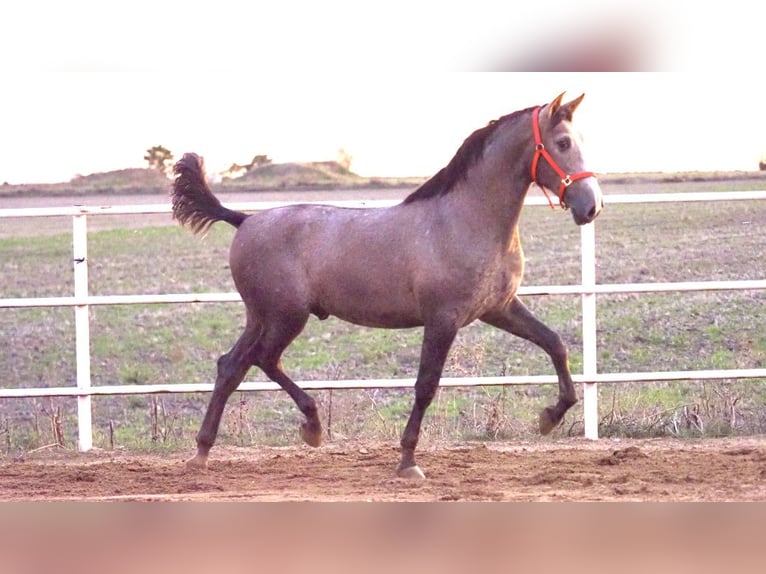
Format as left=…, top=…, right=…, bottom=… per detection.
left=531, top=106, right=596, bottom=209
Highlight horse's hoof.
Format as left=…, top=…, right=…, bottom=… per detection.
left=397, top=465, right=426, bottom=480
left=185, top=454, right=208, bottom=471
left=539, top=407, right=558, bottom=435
left=300, top=422, right=323, bottom=448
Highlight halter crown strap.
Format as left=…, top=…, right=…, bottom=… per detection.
left=531, top=106, right=595, bottom=209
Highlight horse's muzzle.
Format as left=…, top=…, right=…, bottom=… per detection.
left=569, top=181, right=604, bottom=226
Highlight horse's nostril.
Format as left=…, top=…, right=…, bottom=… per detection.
left=588, top=205, right=597, bottom=219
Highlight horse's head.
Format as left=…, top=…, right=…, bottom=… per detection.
left=532, top=93, right=603, bottom=225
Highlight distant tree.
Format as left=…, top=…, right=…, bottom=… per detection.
left=144, top=145, right=174, bottom=176
left=249, top=154, right=272, bottom=170
left=336, top=148, right=352, bottom=171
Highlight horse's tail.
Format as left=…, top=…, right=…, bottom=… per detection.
left=171, top=153, right=248, bottom=235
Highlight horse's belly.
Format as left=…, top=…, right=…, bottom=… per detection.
left=315, top=280, right=423, bottom=329
left=329, top=307, right=423, bottom=329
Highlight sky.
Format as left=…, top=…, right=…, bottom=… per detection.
left=1, top=2, right=764, bottom=185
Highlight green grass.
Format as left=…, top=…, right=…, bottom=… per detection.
left=2, top=179, right=766, bottom=454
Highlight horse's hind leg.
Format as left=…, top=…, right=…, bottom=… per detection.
left=187, top=323, right=260, bottom=470
left=481, top=297, right=577, bottom=435
left=253, top=312, right=323, bottom=447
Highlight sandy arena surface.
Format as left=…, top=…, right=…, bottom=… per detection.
left=1, top=437, right=765, bottom=501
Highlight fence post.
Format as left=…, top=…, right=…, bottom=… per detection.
left=581, top=222, right=598, bottom=439
left=73, top=212, right=93, bottom=451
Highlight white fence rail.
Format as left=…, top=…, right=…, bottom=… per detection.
left=2, top=191, right=766, bottom=451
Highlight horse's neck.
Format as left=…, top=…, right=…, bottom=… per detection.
left=444, top=153, right=531, bottom=250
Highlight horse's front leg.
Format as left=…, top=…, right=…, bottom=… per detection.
left=398, top=321, right=458, bottom=479
left=481, top=296, right=577, bottom=434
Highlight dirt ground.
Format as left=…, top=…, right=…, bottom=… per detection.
left=1, top=436, right=764, bottom=501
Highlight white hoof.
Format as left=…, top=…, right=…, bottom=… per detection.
left=185, top=454, right=208, bottom=471
left=397, top=465, right=426, bottom=480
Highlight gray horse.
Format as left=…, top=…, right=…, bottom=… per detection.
left=172, top=93, right=603, bottom=478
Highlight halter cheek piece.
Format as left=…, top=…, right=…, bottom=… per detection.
left=530, top=106, right=596, bottom=210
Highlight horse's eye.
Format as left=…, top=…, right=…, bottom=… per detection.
left=556, top=137, right=571, bottom=152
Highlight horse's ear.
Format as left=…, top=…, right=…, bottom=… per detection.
left=550, top=93, right=585, bottom=124
left=547, top=92, right=567, bottom=119
left=565, top=93, right=586, bottom=117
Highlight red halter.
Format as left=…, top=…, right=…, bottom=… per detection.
left=530, top=106, right=596, bottom=209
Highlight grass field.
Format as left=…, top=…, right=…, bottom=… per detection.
left=1, top=174, right=766, bottom=455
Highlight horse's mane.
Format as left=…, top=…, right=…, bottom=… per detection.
left=403, top=106, right=536, bottom=204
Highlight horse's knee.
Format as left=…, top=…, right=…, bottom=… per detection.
left=548, top=333, right=568, bottom=362
left=414, top=380, right=439, bottom=411
left=216, top=353, right=237, bottom=381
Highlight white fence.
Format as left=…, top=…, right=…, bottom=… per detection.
left=2, top=191, right=766, bottom=451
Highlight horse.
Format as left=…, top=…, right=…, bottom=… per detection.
left=171, top=92, right=603, bottom=479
